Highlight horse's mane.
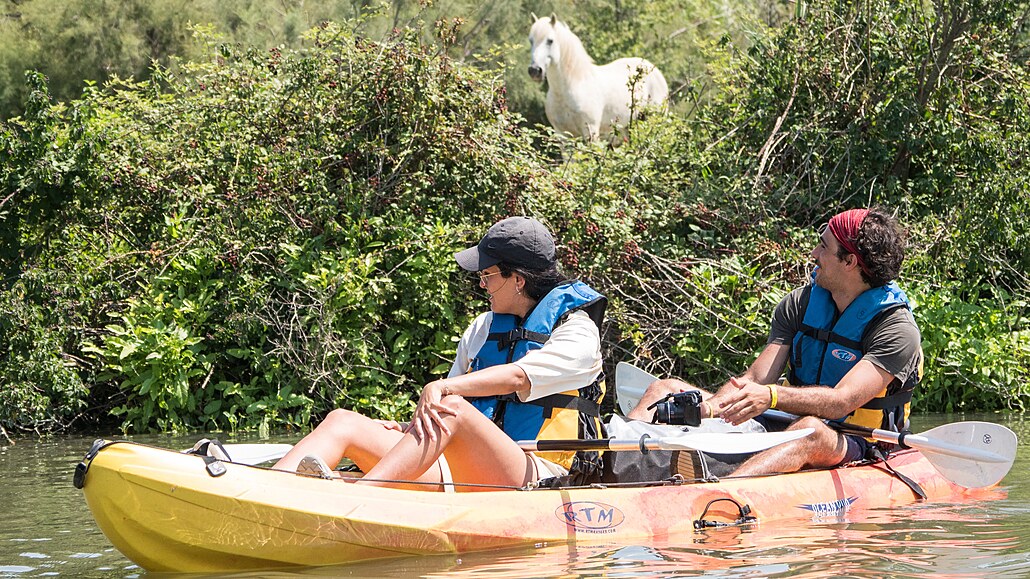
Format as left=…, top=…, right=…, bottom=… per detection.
left=553, top=21, right=594, bottom=81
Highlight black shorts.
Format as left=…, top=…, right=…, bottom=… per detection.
left=840, top=434, right=875, bottom=465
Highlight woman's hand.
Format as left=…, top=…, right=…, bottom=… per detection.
left=374, top=419, right=404, bottom=431
left=406, top=380, right=457, bottom=443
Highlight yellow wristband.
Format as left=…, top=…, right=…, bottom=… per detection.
left=766, top=383, right=778, bottom=409
left=702, top=401, right=713, bottom=419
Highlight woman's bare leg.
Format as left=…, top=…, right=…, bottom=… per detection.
left=273, top=409, right=443, bottom=487
left=362, top=396, right=536, bottom=491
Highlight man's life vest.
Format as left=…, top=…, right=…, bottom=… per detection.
left=467, top=281, right=607, bottom=478
left=788, top=276, right=920, bottom=432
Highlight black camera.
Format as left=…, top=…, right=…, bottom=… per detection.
left=648, top=390, right=703, bottom=426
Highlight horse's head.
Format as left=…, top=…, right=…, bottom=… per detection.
left=527, top=14, right=562, bottom=82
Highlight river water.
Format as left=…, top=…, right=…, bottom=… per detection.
left=1, top=413, right=1028, bottom=578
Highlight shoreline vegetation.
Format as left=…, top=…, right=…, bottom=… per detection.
left=1, top=0, right=1028, bottom=436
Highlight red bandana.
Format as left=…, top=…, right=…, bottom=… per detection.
left=827, top=209, right=871, bottom=276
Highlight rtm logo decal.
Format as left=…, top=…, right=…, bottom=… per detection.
left=798, top=496, right=858, bottom=515
left=556, top=501, right=625, bottom=533
left=831, top=349, right=858, bottom=362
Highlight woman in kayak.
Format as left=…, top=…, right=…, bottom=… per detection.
left=273, top=216, right=607, bottom=491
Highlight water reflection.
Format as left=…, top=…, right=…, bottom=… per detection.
left=0, top=414, right=1028, bottom=578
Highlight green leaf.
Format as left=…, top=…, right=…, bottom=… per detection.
left=119, top=342, right=139, bottom=360
left=203, top=399, right=222, bottom=415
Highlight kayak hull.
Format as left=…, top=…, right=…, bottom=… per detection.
left=80, top=441, right=997, bottom=572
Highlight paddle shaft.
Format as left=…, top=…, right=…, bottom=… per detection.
left=518, top=427, right=814, bottom=455
left=521, top=438, right=665, bottom=453
left=763, top=409, right=1010, bottom=464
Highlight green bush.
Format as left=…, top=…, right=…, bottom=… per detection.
left=2, top=19, right=549, bottom=433
left=910, top=280, right=1030, bottom=412
left=692, top=0, right=1030, bottom=279
left=533, top=0, right=1030, bottom=404
left=1, top=0, right=1028, bottom=435
left=0, top=285, right=89, bottom=431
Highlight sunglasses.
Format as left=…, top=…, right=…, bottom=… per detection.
left=477, top=270, right=503, bottom=283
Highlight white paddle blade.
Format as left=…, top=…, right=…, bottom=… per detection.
left=916, top=422, right=1017, bottom=488
left=658, top=427, right=814, bottom=454
left=615, top=361, right=660, bottom=415
left=223, top=443, right=295, bottom=465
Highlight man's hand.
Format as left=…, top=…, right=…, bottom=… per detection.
left=711, top=377, right=774, bottom=425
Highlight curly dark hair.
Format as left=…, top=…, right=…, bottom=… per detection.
left=834, top=207, right=906, bottom=287
left=498, top=261, right=569, bottom=301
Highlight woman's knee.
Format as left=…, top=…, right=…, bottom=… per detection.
left=318, top=408, right=364, bottom=434
left=438, top=394, right=474, bottom=420
left=438, top=395, right=498, bottom=437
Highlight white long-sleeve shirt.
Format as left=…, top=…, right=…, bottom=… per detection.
left=447, top=310, right=603, bottom=401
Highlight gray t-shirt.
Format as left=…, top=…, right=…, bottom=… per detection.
left=768, top=285, right=922, bottom=386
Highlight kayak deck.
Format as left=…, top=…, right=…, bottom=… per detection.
left=79, top=441, right=999, bottom=572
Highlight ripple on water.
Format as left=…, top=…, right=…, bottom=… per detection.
left=3, top=419, right=1028, bottom=578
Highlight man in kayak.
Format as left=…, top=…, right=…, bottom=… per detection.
left=274, top=216, right=607, bottom=490
left=628, top=207, right=921, bottom=475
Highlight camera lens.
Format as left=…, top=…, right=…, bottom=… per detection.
left=652, top=391, right=703, bottom=426
left=655, top=399, right=684, bottom=424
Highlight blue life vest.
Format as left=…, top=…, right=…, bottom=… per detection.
left=467, top=281, right=606, bottom=470
left=788, top=274, right=918, bottom=431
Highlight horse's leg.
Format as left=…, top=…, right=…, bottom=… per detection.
left=583, top=118, right=600, bottom=142
left=583, top=93, right=606, bottom=142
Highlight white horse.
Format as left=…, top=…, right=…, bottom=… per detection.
left=528, top=14, right=669, bottom=142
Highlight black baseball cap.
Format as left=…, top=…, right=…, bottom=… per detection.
left=455, top=216, right=556, bottom=271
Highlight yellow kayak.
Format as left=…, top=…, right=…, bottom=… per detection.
left=76, top=439, right=1002, bottom=573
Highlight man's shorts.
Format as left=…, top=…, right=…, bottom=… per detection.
left=841, top=434, right=876, bottom=465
